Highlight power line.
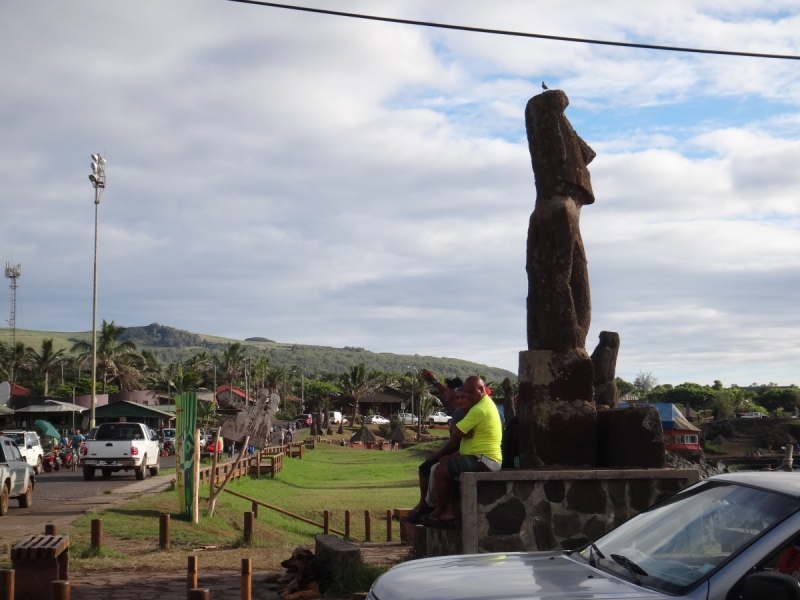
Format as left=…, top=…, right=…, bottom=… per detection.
left=228, top=0, right=800, bottom=61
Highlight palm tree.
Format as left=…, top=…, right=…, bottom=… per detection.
left=27, top=339, right=67, bottom=396
left=400, top=371, right=433, bottom=439
left=216, top=343, right=247, bottom=393
left=339, top=363, right=381, bottom=424
left=1, top=341, right=31, bottom=387
left=167, top=363, right=202, bottom=395
left=71, top=319, right=139, bottom=393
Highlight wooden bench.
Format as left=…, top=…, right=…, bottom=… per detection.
left=249, top=452, right=284, bottom=478
left=289, top=443, right=305, bottom=459
left=12, top=535, right=69, bottom=599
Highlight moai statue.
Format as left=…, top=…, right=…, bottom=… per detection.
left=590, top=331, right=620, bottom=408
left=518, top=89, right=598, bottom=468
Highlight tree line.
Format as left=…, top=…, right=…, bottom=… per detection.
left=617, top=371, right=800, bottom=419
left=0, top=320, right=518, bottom=423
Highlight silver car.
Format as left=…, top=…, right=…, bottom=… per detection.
left=369, top=472, right=800, bottom=600
left=0, top=435, right=35, bottom=514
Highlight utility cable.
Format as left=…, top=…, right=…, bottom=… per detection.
left=228, top=0, right=800, bottom=61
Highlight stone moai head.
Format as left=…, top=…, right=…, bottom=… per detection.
left=525, top=89, right=596, bottom=207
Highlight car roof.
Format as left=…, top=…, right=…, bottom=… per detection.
left=709, top=472, right=800, bottom=498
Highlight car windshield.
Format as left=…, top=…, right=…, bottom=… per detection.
left=582, top=481, right=800, bottom=595
left=163, top=430, right=175, bottom=439
left=3, top=433, right=24, bottom=446
left=95, top=424, right=144, bottom=440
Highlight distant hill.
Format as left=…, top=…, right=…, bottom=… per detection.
left=0, top=323, right=516, bottom=382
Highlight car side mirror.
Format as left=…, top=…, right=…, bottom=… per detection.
left=743, top=572, right=800, bottom=600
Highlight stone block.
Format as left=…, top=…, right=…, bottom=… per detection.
left=413, top=525, right=427, bottom=558
left=399, top=519, right=416, bottom=545
left=518, top=349, right=597, bottom=468
left=487, top=497, right=527, bottom=535
left=596, top=406, right=666, bottom=468
left=478, top=481, right=507, bottom=506
left=543, top=480, right=565, bottom=503
left=314, top=535, right=361, bottom=573
left=629, top=480, right=654, bottom=511
left=553, top=513, right=581, bottom=538
left=566, top=480, right=606, bottom=514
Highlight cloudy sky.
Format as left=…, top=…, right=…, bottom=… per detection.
left=2, top=1, right=799, bottom=385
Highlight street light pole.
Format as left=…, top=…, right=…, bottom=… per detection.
left=88, top=154, right=106, bottom=429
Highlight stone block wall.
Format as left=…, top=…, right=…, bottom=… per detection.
left=427, top=468, right=700, bottom=557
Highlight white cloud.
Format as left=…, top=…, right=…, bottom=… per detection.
left=1, top=0, right=799, bottom=385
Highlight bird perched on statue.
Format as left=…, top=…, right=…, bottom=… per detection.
left=542, top=81, right=549, bottom=91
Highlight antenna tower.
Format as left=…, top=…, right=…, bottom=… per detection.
left=4, top=262, right=21, bottom=348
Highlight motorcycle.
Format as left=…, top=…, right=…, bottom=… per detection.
left=58, top=443, right=83, bottom=471
left=42, top=449, right=61, bottom=473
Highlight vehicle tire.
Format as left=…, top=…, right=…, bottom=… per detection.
left=35, top=456, right=43, bottom=475
left=18, top=480, right=33, bottom=508
left=135, top=456, right=147, bottom=480
left=101, top=469, right=112, bottom=478
left=0, top=483, right=8, bottom=516
left=149, top=455, right=160, bottom=477
left=447, top=419, right=452, bottom=426
left=83, top=467, right=96, bottom=481
left=53, top=460, right=60, bottom=472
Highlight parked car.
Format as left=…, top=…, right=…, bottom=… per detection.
left=426, top=412, right=450, bottom=426
left=328, top=411, right=349, bottom=425
left=742, top=412, right=764, bottom=419
left=81, top=422, right=161, bottom=481
left=368, top=472, right=800, bottom=600
left=0, top=435, right=35, bottom=513
left=364, top=415, right=389, bottom=425
left=295, top=414, right=313, bottom=428
left=391, top=413, right=419, bottom=426
left=1, top=430, right=44, bottom=474
left=161, top=428, right=176, bottom=455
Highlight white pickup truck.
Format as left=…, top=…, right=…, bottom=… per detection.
left=82, top=422, right=161, bottom=481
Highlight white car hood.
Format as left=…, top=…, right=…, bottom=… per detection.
left=370, top=552, right=667, bottom=600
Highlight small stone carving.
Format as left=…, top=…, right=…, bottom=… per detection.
left=590, top=331, right=620, bottom=408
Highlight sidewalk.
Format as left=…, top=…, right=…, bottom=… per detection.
left=0, top=474, right=172, bottom=544
left=68, top=570, right=283, bottom=600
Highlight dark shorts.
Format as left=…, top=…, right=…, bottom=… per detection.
left=419, top=458, right=438, bottom=477
left=446, top=454, right=481, bottom=478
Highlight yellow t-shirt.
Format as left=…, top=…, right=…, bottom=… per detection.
left=456, top=395, right=503, bottom=463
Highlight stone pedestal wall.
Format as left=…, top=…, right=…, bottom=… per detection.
left=427, top=468, right=700, bottom=557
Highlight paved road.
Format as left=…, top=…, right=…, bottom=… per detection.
left=34, top=455, right=175, bottom=500
left=0, top=457, right=174, bottom=544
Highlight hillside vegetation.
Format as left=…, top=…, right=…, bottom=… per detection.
left=0, top=323, right=516, bottom=381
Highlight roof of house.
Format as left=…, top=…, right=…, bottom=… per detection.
left=350, top=425, right=380, bottom=443
left=216, top=384, right=246, bottom=399
left=14, top=400, right=87, bottom=413
left=94, top=400, right=174, bottom=418
left=10, top=384, right=31, bottom=396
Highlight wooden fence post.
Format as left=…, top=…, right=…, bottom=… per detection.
left=0, top=569, right=14, bottom=600
left=323, top=511, right=330, bottom=535
left=241, top=558, right=252, bottom=600
left=45, top=524, right=57, bottom=536
left=251, top=501, right=259, bottom=520
left=188, top=590, right=210, bottom=600
left=244, top=512, right=254, bottom=543
left=51, top=581, right=70, bottom=600
left=364, top=510, right=371, bottom=542
left=159, top=513, right=170, bottom=550
left=386, top=509, right=393, bottom=542
left=344, top=510, right=351, bottom=539
left=188, top=556, right=198, bottom=591
left=90, top=519, right=102, bottom=550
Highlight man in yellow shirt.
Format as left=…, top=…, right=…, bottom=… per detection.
left=424, top=375, right=502, bottom=527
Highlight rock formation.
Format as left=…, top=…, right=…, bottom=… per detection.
left=590, top=331, right=620, bottom=408
left=518, top=89, right=598, bottom=468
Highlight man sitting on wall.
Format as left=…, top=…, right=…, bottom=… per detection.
left=407, top=373, right=466, bottom=524
left=423, top=375, right=503, bottom=528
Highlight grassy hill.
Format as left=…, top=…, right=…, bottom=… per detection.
left=0, top=323, right=516, bottom=382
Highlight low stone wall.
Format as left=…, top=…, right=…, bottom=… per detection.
left=427, top=468, right=700, bottom=556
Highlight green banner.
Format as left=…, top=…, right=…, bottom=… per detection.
left=175, top=392, right=197, bottom=519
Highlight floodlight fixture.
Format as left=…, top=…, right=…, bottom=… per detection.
left=91, top=154, right=99, bottom=161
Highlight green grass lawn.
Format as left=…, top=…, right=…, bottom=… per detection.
left=64, top=441, right=438, bottom=571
